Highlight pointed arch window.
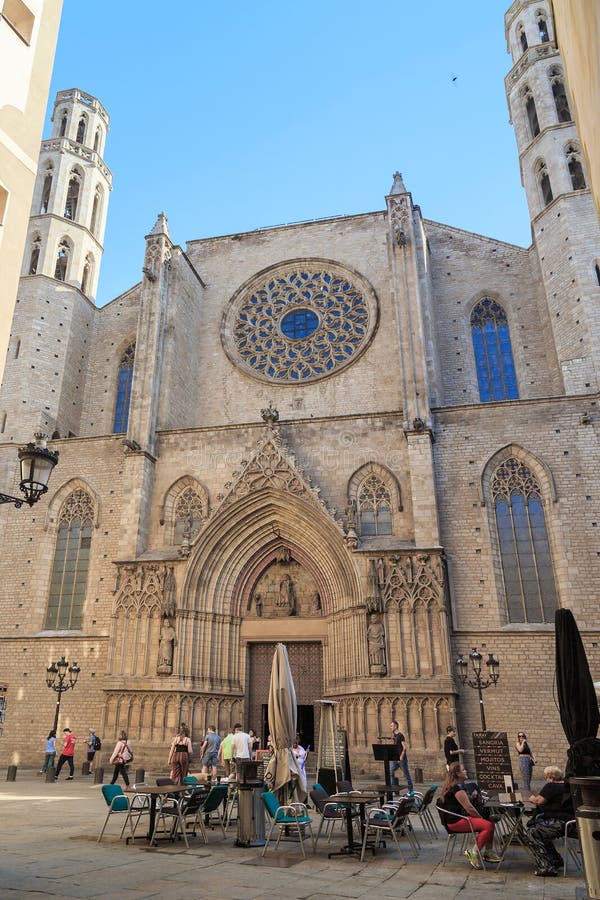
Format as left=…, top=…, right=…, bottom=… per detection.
left=471, top=298, right=518, bottom=402
left=550, top=69, right=571, bottom=123
left=81, top=253, right=94, bottom=294
left=76, top=116, right=86, bottom=144
left=566, top=145, right=586, bottom=190
left=524, top=88, right=540, bottom=138
left=40, top=167, right=53, bottom=214
left=64, top=171, right=81, bottom=220
left=59, top=111, right=67, bottom=137
left=45, top=489, right=95, bottom=630
left=29, top=234, right=41, bottom=275
left=595, top=262, right=600, bottom=286
left=518, top=24, right=528, bottom=53
left=491, top=458, right=557, bottom=623
left=90, top=185, right=102, bottom=236
left=537, top=14, right=549, bottom=42
left=357, top=473, right=392, bottom=536
left=54, top=238, right=71, bottom=281
left=93, top=127, right=101, bottom=153
left=173, top=487, right=205, bottom=544
left=113, top=342, right=135, bottom=433
left=537, top=161, right=553, bottom=206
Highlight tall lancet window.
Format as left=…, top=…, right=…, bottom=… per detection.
left=64, top=171, right=81, bottom=220
left=46, top=489, right=95, bottom=630
left=59, top=111, right=67, bottom=137
left=54, top=238, right=70, bottom=281
left=81, top=253, right=94, bottom=294
left=492, top=458, right=557, bottom=623
left=567, top=145, right=586, bottom=191
left=357, top=473, right=393, bottom=536
left=524, top=88, right=540, bottom=138
left=537, top=160, right=554, bottom=206
left=550, top=68, right=571, bottom=123
left=29, top=234, right=41, bottom=274
left=40, top=166, right=53, bottom=214
left=90, top=185, right=102, bottom=236
left=113, top=342, right=135, bottom=433
left=537, top=15, right=549, bottom=42
left=173, top=487, right=205, bottom=544
left=76, top=116, right=86, bottom=144
left=471, top=298, right=518, bottom=402
left=518, top=24, right=528, bottom=53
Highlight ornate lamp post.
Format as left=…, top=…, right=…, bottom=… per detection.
left=46, top=657, right=80, bottom=734
left=0, top=433, right=59, bottom=507
left=455, top=648, right=500, bottom=731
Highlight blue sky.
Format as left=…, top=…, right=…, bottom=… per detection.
left=46, top=1, right=531, bottom=306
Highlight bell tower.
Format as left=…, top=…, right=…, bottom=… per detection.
left=23, top=88, right=112, bottom=300
left=505, top=1, right=600, bottom=393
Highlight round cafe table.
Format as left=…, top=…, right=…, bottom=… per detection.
left=326, top=791, right=380, bottom=858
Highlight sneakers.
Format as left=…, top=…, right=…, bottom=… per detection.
left=534, top=867, right=559, bottom=877
left=66, top=775, right=74, bottom=780
left=465, top=848, right=482, bottom=869
left=483, top=849, right=502, bottom=863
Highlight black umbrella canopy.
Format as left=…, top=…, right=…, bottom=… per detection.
left=555, top=608, right=600, bottom=777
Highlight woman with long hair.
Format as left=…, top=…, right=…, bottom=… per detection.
left=39, top=730, right=56, bottom=773
left=168, top=723, right=192, bottom=783
left=439, top=762, right=498, bottom=868
left=109, top=730, right=133, bottom=786
left=515, top=730, right=535, bottom=793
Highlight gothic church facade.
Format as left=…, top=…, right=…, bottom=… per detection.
left=0, top=0, right=598, bottom=775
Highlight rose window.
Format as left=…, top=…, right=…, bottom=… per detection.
left=222, top=263, right=378, bottom=382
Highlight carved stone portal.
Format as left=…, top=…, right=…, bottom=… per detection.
left=248, top=558, right=322, bottom=618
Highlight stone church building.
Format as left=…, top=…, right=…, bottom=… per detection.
left=0, top=0, right=598, bottom=776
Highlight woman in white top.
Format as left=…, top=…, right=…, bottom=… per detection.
left=109, top=730, right=133, bottom=786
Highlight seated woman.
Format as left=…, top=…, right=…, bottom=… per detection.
left=527, top=765, right=574, bottom=877
left=439, top=762, right=499, bottom=868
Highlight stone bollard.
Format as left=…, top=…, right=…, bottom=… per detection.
left=45, top=766, right=55, bottom=783
left=134, top=767, right=145, bottom=784
left=6, top=765, right=17, bottom=781
left=82, top=760, right=90, bottom=775
left=94, top=766, right=104, bottom=784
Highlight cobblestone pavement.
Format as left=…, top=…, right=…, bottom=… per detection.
left=0, top=772, right=586, bottom=900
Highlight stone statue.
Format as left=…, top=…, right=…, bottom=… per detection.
left=367, top=614, right=387, bottom=675
left=157, top=616, right=176, bottom=674
left=254, top=593, right=263, bottom=617
left=163, top=566, right=177, bottom=618
left=278, top=574, right=296, bottom=615
left=310, top=590, right=321, bottom=614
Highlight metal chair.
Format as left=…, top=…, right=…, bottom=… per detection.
left=97, top=784, right=148, bottom=842
left=564, top=819, right=583, bottom=876
left=261, top=790, right=315, bottom=858
left=310, top=788, right=344, bottom=847
left=436, top=799, right=486, bottom=869
left=361, top=796, right=417, bottom=863
left=409, top=785, right=439, bottom=839
left=198, top=784, right=229, bottom=838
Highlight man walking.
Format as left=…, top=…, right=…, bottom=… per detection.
left=55, top=727, right=76, bottom=780
left=444, top=725, right=464, bottom=771
left=390, top=720, right=414, bottom=792
left=218, top=728, right=234, bottom=779
left=230, top=723, right=252, bottom=779
left=200, top=725, right=221, bottom=780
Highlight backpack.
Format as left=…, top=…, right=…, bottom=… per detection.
left=93, top=736, right=102, bottom=751
left=120, top=741, right=133, bottom=764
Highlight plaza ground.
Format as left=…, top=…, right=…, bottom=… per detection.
left=0, top=770, right=587, bottom=899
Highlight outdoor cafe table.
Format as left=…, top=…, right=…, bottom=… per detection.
left=374, top=783, right=407, bottom=804
left=124, top=784, right=191, bottom=843
left=327, top=791, right=380, bottom=859
left=486, top=801, right=537, bottom=869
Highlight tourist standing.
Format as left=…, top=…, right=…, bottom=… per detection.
left=54, top=728, right=76, bottom=780
left=200, top=725, right=221, bottom=779
left=444, top=725, right=465, bottom=771
left=516, top=731, right=536, bottom=793
left=218, top=728, right=234, bottom=778
left=168, top=723, right=192, bottom=783
left=39, top=730, right=56, bottom=774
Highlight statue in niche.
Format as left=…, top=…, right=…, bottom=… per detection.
left=367, top=613, right=387, bottom=675
left=310, top=591, right=322, bottom=614
left=157, top=615, right=176, bottom=674
left=366, top=559, right=382, bottom=613
left=254, top=593, right=263, bottom=617
left=377, top=558, right=386, bottom=590
left=277, top=574, right=296, bottom=615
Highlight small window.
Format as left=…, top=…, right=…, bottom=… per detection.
left=54, top=239, right=70, bottom=281
left=93, top=128, right=101, bottom=153
left=595, top=263, right=600, bottom=286
left=40, top=168, right=53, bottom=213
left=537, top=162, right=553, bottom=206
left=567, top=145, right=586, bottom=191
left=1, top=0, right=35, bottom=45
left=173, top=487, right=205, bottom=543
left=0, top=412, right=6, bottom=434
left=59, top=111, right=67, bottom=137
left=518, top=24, right=528, bottom=53
left=90, top=185, right=102, bottom=236
left=538, top=16, right=549, bottom=42
left=550, top=70, right=572, bottom=123
left=357, top=473, right=393, bottom=536
left=13, top=339, right=20, bottom=359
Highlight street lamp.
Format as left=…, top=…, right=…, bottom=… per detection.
left=0, top=433, right=59, bottom=508
left=455, top=647, right=500, bottom=731
left=46, top=657, right=80, bottom=734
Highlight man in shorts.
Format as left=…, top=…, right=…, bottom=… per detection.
left=200, top=725, right=221, bottom=779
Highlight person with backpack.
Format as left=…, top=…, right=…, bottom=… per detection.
left=109, top=730, right=133, bottom=786
left=87, top=728, right=101, bottom=774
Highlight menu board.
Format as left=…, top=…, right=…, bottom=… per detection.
left=472, top=731, right=514, bottom=793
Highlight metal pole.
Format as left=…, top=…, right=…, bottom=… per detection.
left=52, top=684, right=62, bottom=735
left=477, top=675, right=487, bottom=731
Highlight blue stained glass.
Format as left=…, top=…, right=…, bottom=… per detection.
left=471, top=300, right=518, bottom=402
left=280, top=308, right=319, bottom=339
left=112, top=344, right=135, bottom=434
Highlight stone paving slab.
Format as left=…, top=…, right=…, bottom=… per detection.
left=0, top=772, right=586, bottom=900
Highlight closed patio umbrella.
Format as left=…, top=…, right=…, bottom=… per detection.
left=265, top=643, right=307, bottom=801
left=555, top=608, right=600, bottom=777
